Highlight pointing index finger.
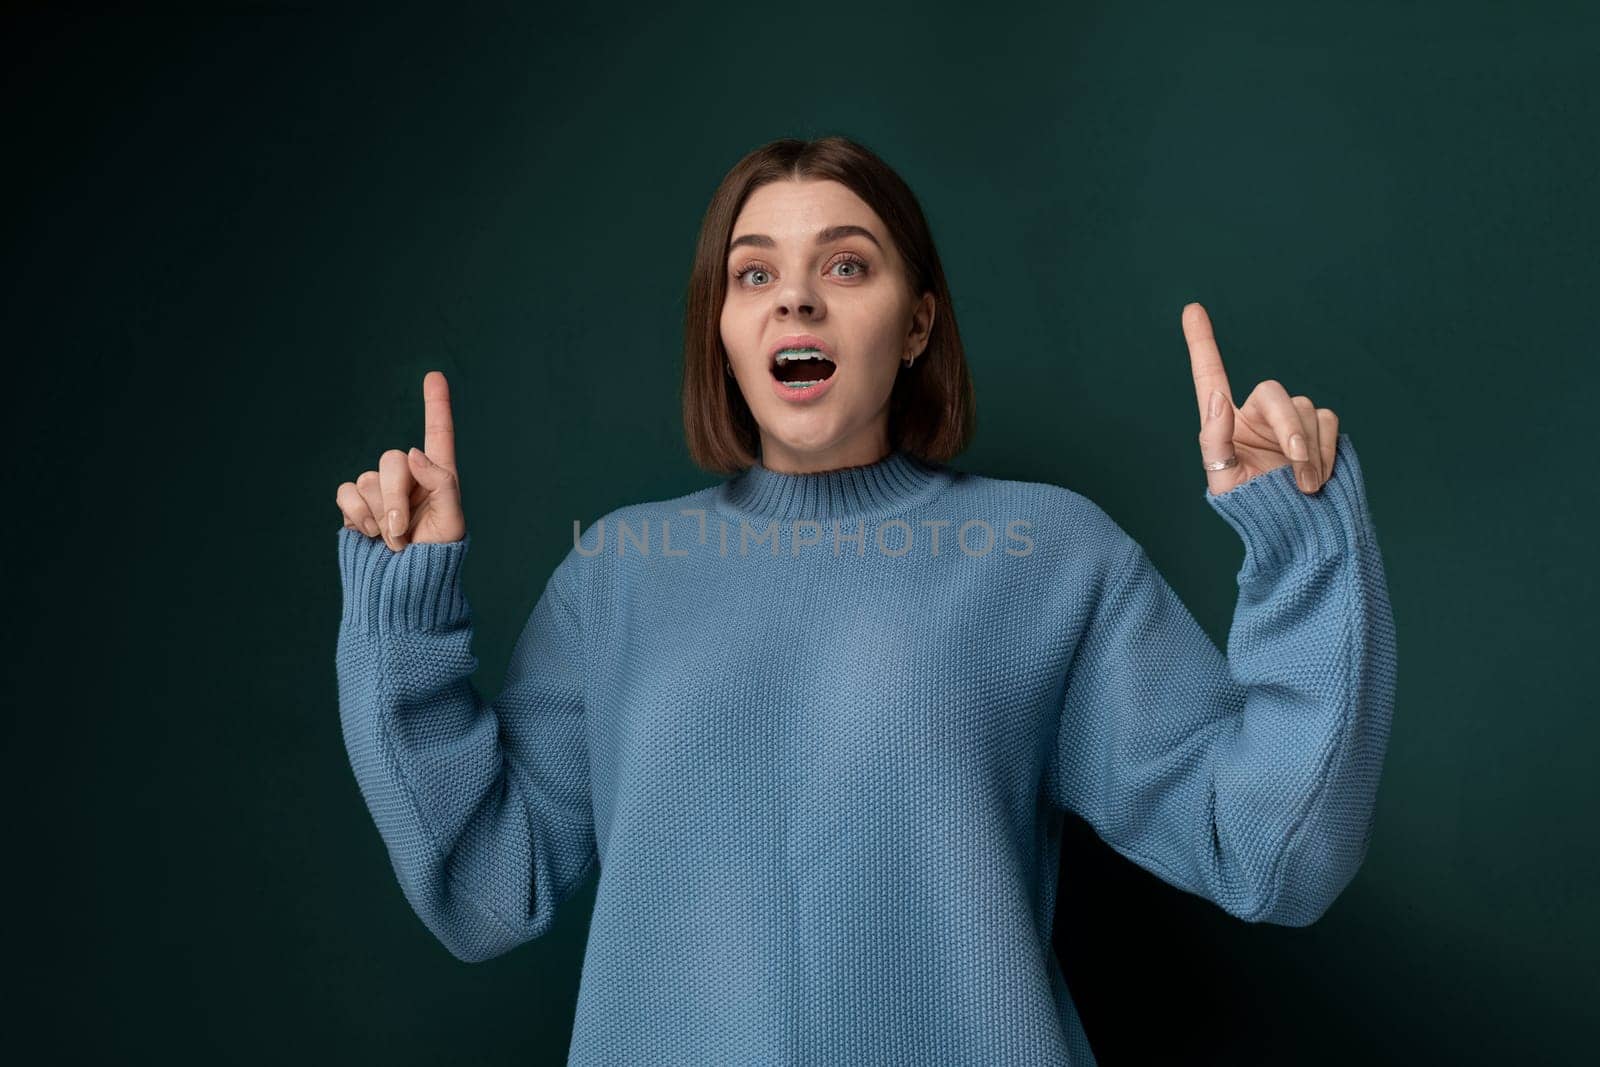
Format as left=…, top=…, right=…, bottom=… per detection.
left=1182, top=302, right=1233, bottom=423
left=422, top=370, right=457, bottom=471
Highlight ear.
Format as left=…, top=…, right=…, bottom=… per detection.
left=906, top=290, right=937, bottom=359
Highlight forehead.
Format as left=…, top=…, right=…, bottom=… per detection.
left=730, top=178, right=886, bottom=242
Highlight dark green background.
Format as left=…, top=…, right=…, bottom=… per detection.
left=5, top=2, right=1594, bottom=1062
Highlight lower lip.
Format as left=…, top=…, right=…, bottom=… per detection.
left=769, top=361, right=839, bottom=404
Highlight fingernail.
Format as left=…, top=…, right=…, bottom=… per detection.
left=1208, top=390, right=1224, bottom=421
left=364, top=518, right=381, bottom=538
left=1289, top=434, right=1309, bottom=461
left=388, top=510, right=402, bottom=538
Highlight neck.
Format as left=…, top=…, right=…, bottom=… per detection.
left=755, top=431, right=892, bottom=476
left=715, top=446, right=953, bottom=524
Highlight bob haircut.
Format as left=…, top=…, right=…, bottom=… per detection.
left=681, top=135, right=976, bottom=475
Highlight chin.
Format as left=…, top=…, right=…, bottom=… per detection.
left=760, top=421, right=849, bottom=454
left=765, top=431, right=840, bottom=454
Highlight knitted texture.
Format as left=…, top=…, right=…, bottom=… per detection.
left=334, top=432, right=1396, bottom=1066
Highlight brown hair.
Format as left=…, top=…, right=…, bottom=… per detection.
left=681, top=135, right=977, bottom=474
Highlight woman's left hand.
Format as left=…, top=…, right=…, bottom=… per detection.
left=1183, top=301, right=1339, bottom=496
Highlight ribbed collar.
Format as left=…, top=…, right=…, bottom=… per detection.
left=715, top=447, right=952, bottom=524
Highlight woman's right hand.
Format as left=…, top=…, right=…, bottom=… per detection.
left=335, top=370, right=466, bottom=551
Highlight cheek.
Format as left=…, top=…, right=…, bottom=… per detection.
left=856, top=312, right=910, bottom=372
left=720, top=303, right=755, bottom=350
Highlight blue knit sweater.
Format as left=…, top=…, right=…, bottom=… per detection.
left=334, top=433, right=1396, bottom=1066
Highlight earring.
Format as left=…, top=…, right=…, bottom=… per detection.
left=902, top=356, right=915, bottom=368
left=725, top=360, right=735, bottom=377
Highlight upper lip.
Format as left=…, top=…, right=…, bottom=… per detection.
left=768, top=334, right=835, bottom=361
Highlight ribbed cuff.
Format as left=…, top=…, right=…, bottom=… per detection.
left=336, top=526, right=473, bottom=635
left=1202, top=433, right=1377, bottom=578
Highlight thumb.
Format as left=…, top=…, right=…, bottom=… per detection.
left=407, top=446, right=456, bottom=494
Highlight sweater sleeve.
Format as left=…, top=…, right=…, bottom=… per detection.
left=334, top=527, right=597, bottom=962
left=1045, top=432, right=1397, bottom=926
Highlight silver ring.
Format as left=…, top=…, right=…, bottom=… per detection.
left=1203, top=454, right=1239, bottom=471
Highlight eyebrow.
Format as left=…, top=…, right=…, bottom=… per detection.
left=728, top=224, right=883, bottom=255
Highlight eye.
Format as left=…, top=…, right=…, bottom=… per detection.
left=731, top=252, right=871, bottom=288
left=831, top=254, right=868, bottom=278
left=732, top=263, right=772, bottom=287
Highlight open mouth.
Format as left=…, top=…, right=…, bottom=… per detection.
left=770, top=349, right=837, bottom=389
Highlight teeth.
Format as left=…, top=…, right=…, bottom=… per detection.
left=775, top=348, right=830, bottom=365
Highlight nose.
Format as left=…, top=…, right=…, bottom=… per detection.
left=774, top=274, right=819, bottom=317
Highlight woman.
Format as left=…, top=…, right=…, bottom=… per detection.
left=333, top=136, right=1396, bottom=1067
